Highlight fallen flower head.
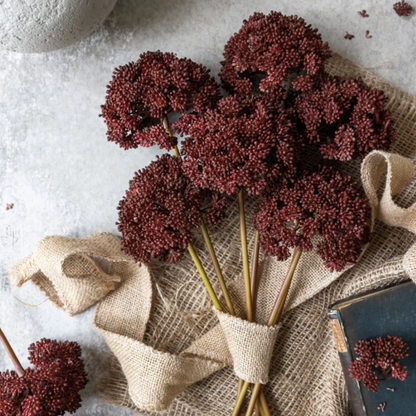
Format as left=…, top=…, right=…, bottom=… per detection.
left=176, top=95, right=300, bottom=195
left=100, top=51, right=220, bottom=150
left=0, top=338, right=88, bottom=416
left=254, top=167, right=371, bottom=271
left=117, top=154, right=226, bottom=264
left=350, top=335, right=409, bottom=393
left=293, top=74, right=395, bottom=160
left=220, top=11, right=331, bottom=100
left=393, top=0, right=413, bottom=16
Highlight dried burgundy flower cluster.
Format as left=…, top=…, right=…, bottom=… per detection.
left=219, top=12, right=332, bottom=100
left=100, top=51, right=220, bottom=150
left=107, top=11, right=394, bottom=275
left=117, top=154, right=226, bottom=264
left=393, top=0, right=413, bottom=16
left=293, top=74, right=395, bottom=161
left=175, top=95, right=299, bottom=195
left=0, top=338, right=87, bottom=416
left=349, top=335, right=409, bottom=393
left=254, top=167, right=371, bottom=271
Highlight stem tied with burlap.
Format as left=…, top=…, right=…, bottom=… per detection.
left=231, top=166, right=372, bottom=415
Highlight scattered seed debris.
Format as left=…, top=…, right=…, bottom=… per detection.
left=365, top=30, right=373, bottom=38
left=377, top=402, right=387, bottom=412
left=6, top=203, right=14, bottom=210
left=393, top=0, right=413, bottom=16
left=358, top=10, right=370, bottom=17
left=386, top=387, right=396, bottom=392
left=344, top=31, right=355, bottom=40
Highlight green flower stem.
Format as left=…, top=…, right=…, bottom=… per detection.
left=162, top=116, right=180, bottom=157
left=237, top=189, right=253, bottom=323
left=200, top=219, right=236, bottom=316
left=250, top=230, right=260, bottom=318
left=232, top=380, right=250, bottom=416
left=187, top=243, right=223, bottom=311
left=0, top=328, right=25, bottom=377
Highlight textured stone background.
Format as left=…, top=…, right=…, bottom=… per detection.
left=0, top=0, right=415, bottom=414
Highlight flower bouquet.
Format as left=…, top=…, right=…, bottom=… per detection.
left=100, top=11, right=395, bottom=415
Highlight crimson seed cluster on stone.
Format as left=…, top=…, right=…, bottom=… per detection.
left=0, top=339, right=87, bottom=416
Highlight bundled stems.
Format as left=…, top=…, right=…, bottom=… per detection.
left=244, top=248, right=303, bottom=416
left=231, top=248, right=302, bottom=416
left=0, top=328, right=25, bottom=377
left=200, top=219, right=236, bottom=315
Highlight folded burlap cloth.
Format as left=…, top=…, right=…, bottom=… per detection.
left=8, top=54, right=416, bottom=415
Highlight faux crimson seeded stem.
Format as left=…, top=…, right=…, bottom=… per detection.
left=0, top=328, right=25, bottom=377
left=244, top=249, right=303, bottom=416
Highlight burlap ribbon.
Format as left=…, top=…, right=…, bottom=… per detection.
left=8, top=233, right=123, bottom=315
left=8, top=55, right=416, bottom=415
left=361, top=150, right=416, bottom=230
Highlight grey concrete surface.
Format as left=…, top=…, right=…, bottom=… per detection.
left=0, top=0, right=415, bottom=414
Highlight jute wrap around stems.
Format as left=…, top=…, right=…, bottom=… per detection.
left=8, top=53, right=416, bottom=415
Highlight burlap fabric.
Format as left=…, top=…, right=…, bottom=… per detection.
left=8, top=233, right=122, bottom=315
left=8, top=53, right=416, bottom=415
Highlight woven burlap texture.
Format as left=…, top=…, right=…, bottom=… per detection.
left=8, top=53, right=416, bottom=415
left=8, top=233, right=123, bottom=315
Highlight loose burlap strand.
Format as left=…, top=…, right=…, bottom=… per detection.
left=8, top=53, right=416, bottom=415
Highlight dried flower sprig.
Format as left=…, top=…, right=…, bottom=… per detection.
left=254, top=167, right=371, bottom=271
left=393, top=0, right=413, bottom=16
left=0, top=329, right=87, bottom=416
left=220, top=12, right=331, bottom=100
left=176, top=95, right=300, bottom=195
left=344, top=32, right=355, bottom=40
left=358, top=10, right=370, bottom=17
left=293, top=74, right=395, bottom=161
left=350, top=336, right=409, bottom=393
left=117, top=154, right=226, bottom=264
left=100, top=51, right=220, bottom=150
